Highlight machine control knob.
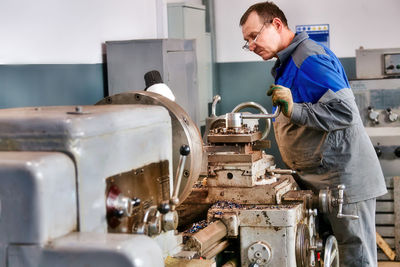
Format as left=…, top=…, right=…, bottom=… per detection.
left=367, top=106, right=379, bottom=124
left=112, top=209, right=125, bottom=218
left=180, top=145, right=190, bottom=156
left=394, top=147, right=400, bottom=158
left=374, top=146, right=382, bottom=158
left=386, top=107, right=398, bottom=122
left=131, top=197, right=141, bottom=207
left=158, top=202, right=171, bottom=214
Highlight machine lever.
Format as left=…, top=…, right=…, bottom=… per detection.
left=240, top=105, right=281, bottom=120
left=211, top=95, right=221, bottom=117
left=171, top=145, right=190, bottom=209
left=336, top=185, right=359, bottom=220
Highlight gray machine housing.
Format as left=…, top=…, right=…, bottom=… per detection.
left=0, top=105, right=172, bottom=266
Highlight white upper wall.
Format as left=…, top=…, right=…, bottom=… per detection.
left=215, top=0, right=400, bottom=62
left=0, top=0, right=168, bottom=64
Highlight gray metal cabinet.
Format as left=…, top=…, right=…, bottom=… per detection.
left=168, top=2, right=213, bottom=126
left=105, top=39, right=200, bottom=125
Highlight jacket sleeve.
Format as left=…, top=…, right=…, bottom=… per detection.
left=289, top=54, right=357, bottom=132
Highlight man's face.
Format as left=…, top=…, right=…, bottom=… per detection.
left=241, top=11, right=281, bottom=60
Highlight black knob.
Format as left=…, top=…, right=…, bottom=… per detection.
left=180, top=145, right=190, bottom=156
left=158, top=202, right=171, bottom=214
left=144, top=70, right=163, bottom=89
left=113, top=209, right=125, bottom=218
left=367, top=106, right=373, bottom=111
left=387, top=107, right=392, bottom=113
left=131, top=197, right=141, bottom=207
left=395, top=147, right=400, bottom=157
left=374, top=146, right=382, bottom=158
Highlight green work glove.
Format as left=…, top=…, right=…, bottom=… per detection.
left=266, top=84, right=293, bottom=117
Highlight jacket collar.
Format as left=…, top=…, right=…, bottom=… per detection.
left=271, top=31, right=308, bottom=78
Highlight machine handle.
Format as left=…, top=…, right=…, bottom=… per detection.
left=171, top=145, right=190, bottom=208
left=241, top=105, right=281, bottom=119
left=158, top=202, right=171, bottom=215
left=318, top=184, right=359, bottom=220
left=211, top=95, right=221, bottom=117
left=336, top=185, right=359, bottom=220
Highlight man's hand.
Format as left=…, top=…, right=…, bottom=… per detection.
left=267, top=84, right=293, bottom=117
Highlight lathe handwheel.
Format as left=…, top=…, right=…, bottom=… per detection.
left=232, top=101, right=272, bottom=140
left=295, top=223, right=311, bottom=267
left=323, top=235, right=339, bottom=267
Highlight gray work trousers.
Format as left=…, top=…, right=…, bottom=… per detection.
left=326, top=198, right=377, bottom=267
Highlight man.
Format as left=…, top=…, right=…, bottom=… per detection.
left=240, top=2, right=387, bottom=266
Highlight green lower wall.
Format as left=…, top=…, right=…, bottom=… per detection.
left=0, top=64, right=106, bottom=109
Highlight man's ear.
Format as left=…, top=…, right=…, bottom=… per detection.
left=272, top=17, right=284, bottom=32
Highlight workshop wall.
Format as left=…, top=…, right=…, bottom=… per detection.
left=214, top=0, right=400, bottom=62
left=0, top=0, right=167, bottom=108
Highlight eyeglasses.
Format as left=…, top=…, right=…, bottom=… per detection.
left=242, top=20, right=272, bottom=51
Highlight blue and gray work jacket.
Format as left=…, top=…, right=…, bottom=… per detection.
left=271, top=32, right=387, bottom=203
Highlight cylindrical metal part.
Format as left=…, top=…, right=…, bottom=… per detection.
left=222, top=258, right=239, bottom=267
left=203, top=240, right=230, bottom=259
left=225, top=113, right=242, bottom=129
left=186, top=220, right=228, bottom=255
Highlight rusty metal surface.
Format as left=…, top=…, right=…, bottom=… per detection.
left=208, top=151, right=262, bottom=163
left=282, top=190, right=315, bottom=210
left=176, top=188, right=211, bottom=229
left=204, top=145, right=244, bottom=153
left=204, top=202, right=303, bottom=267
left=97, top=91, right=203, bottom=205
left=206, top=177, right=295, bottom=204
left=207, top=154, right=277, bottom=188
left=207, top=132, right=262, bottom=143
left=105, top=161, right=169, bottom=233
left=252, top=139, right=271, bottom=150
left=208, top=203, right=302, bottom=227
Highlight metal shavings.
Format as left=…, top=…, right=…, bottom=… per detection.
left=184, top=220, right=208, bottom=234
left=211, top=201, right=242, bottom=209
